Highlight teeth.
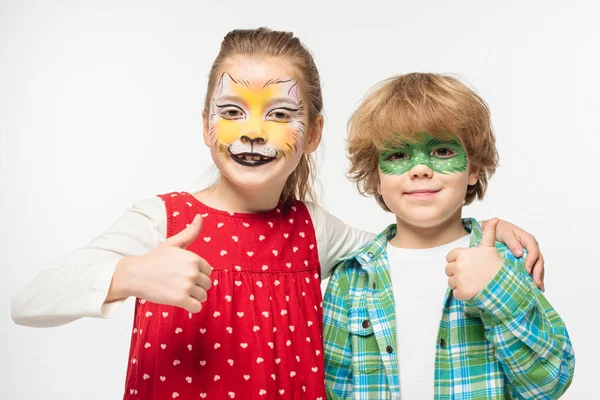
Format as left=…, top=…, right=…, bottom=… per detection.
left=233, top=154, right=273, bottom=163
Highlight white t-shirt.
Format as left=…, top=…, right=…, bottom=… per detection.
left=386, top=234, right=471, bottom=399
left=11, top=196, right=375, bottom=327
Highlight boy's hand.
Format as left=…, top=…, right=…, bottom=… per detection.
left=445, top=218, right=503, bottom=301
left=110, top=214, right=213, bottom=313
left=487, top=218, right=545, bottom=291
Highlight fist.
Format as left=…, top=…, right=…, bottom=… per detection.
left=126, top=214, right=213, bottom=313
left=445, top=218, right=504, bottom=301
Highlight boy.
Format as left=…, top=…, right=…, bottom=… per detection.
left=323, top=73, right=575, bottom=399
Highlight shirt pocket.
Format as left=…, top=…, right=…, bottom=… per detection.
left=348, top=308, right=382, bottom=374
left=462, top=314, right=495, bottom=360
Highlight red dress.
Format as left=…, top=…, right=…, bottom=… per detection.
left=122, top=192, right=325, bottom=399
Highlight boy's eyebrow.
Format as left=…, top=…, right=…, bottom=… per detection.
left=426, top=136, right=458, bottom=146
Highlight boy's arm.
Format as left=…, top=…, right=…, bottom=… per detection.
left=323, top=267, right=353, bottom=400
left=466, top=250, right=575, bottom=399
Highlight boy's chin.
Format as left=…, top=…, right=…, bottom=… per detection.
left=394, top=211, right=453, bottom=229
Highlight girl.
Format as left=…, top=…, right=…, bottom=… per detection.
left=11, top=28, right=544, bottom=400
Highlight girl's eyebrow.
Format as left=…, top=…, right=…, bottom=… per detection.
left=265, top=98, right=300, bottom=109
left=214, top=95, right=246, bottom=105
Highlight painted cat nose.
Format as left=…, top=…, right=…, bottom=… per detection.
left=241, top=135, right=266, bottom=145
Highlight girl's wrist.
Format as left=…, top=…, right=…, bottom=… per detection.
left=106, top=256, right=140, bottom=303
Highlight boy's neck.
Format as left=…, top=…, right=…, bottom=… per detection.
left=194, top=176, right=284, bottom=214
left=389, top=209, right=468, bottom=249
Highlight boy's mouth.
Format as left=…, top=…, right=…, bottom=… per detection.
left=230, top=152, right=276, bottom=167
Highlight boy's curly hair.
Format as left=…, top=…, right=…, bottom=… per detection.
left=347, top=73, right=499, bottom=211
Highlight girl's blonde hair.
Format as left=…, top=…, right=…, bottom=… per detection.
left=347, top=73, right=499, bottom=211
left=204, top=28, right=323, bottom=204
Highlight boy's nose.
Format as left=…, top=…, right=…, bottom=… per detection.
left=409, top=163, right=433, bottom=179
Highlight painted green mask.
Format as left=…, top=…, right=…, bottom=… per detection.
left=379, top=134, right=468, bottom=175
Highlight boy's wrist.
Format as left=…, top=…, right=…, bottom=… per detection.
left=467, top=260, right=534, bottom=324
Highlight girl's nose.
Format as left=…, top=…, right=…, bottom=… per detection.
left=240, top=119, right=267, bottom=144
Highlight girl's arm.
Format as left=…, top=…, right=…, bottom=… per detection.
left=11, top=197, right=165, bottom=327
left=305, top=202, right=546, bottom=287
left=305, top=202, right=375, bottom=279
left=465, top=249, right=575, bottom=399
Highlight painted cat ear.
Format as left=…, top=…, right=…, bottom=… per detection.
left=287, top=82, right=299, bottom=102
left=216, top=72, right=236, bottom=96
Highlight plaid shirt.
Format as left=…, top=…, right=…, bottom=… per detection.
left=323, top=218, right=575, bottom=399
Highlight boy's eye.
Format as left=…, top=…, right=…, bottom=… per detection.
left=388, top=152, right=409, bottom=161
left=267, top=109, right=292, bottom=122
left=432, top=148, right=456, bottom=158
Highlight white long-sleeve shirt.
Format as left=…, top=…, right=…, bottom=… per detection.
left=11, top=196, right=375, bottom=328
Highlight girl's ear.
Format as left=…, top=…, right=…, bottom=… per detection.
left=202, top=109, right=210, bottom=147
left=304, top=115, right=324, bottom=154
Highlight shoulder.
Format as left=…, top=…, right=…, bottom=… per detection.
left=129, top=195, right=167, bottom=217
left=495, top=241, right=529, bottom=275
left=300, top=200, right=324, bottom=217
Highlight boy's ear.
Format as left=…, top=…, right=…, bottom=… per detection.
left=304, top=115, right=324, bottom=155
left=202, top=109, right=210, bottom=147
left=468, top=165, right=479, bottom=186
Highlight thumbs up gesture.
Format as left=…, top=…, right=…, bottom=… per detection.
left=113, top=214, right=213, bottom=313
left=445, top=218, right=504, bottom=301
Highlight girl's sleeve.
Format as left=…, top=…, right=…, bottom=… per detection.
left=465, top=247, right=575, bottom=399
left=11, top=196, right=166, bottom=328
left=304, top=202, right=375, bottom=279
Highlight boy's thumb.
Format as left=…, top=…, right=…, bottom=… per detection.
left=479, top=218, right=499, bottom=248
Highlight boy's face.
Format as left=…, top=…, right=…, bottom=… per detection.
left=378, top=133, right=479, bottom=228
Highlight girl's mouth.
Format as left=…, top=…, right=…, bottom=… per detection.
left=230, top=152, right=276, bottom=167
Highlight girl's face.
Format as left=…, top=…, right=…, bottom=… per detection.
left=203, top=56, right=321, bottom=194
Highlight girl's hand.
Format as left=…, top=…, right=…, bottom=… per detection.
left=484, top=218, right=545, bottom=292
left=109, top=214, right=212, bottom=313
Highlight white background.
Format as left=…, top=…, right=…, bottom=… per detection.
left=1, top=0, right=598, bottom=398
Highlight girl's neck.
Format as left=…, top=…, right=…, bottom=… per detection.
left=389, top=209, right=468, bottom=249
left=194, top=176, right=284, bottom=214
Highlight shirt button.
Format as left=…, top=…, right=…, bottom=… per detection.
left=372, top=282, right=377, bottom=289
left=439, top=338, right=447, bottom=349
left=362, top=319, right=371, bottom=328
left=386, top=345, right=393, bottom=354
left=367, top=252, right=374, bottom=258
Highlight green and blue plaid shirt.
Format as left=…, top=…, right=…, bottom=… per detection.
left=323, top=218, right=575, bottom=399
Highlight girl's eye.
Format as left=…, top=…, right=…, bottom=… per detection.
left=224, top=109, right=243, bottom=118
left=432, top=148, right=456, bottom=158
left=388, top=152, right=409, bottom=161
left=267, top=109, right=292, bottom=122
left=219, top=106, right=245, bottom=120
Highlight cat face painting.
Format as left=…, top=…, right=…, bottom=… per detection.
left=203, top=57, right=314, bottom=192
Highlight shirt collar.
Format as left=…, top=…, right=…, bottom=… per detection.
left=338, top=218, right=483, bottom=266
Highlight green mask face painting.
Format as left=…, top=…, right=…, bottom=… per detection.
left=379, top=134, right=468, bottom=175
